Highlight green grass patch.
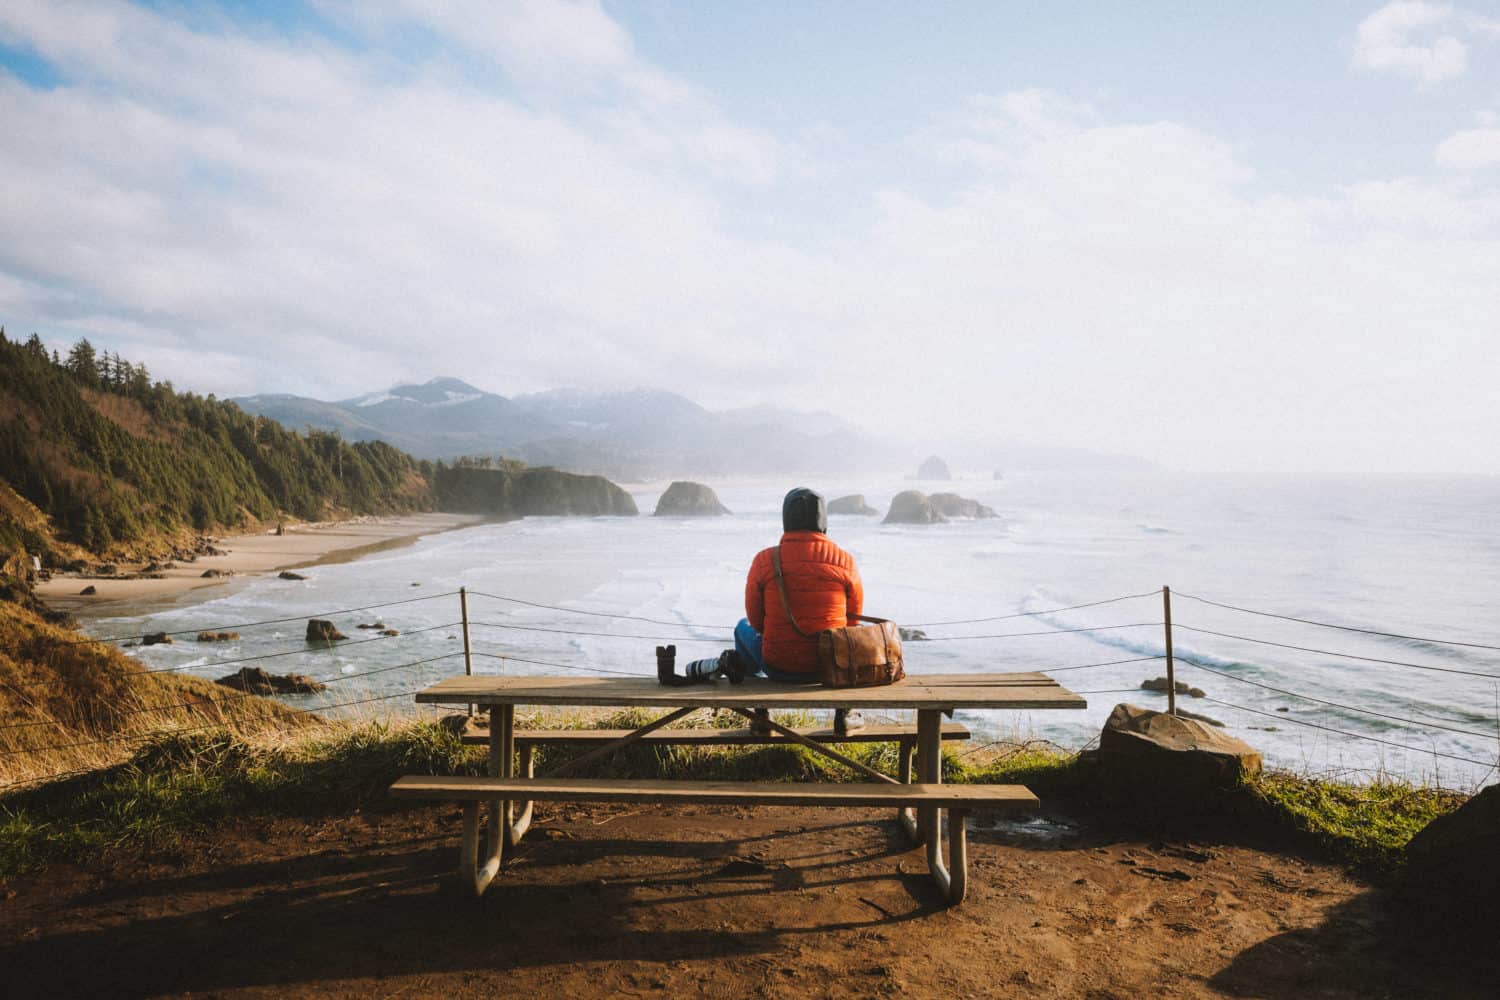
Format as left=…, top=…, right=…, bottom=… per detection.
left=1242, top=771, right=1466, bottom=869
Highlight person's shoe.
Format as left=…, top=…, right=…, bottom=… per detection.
left=749, top=708, right=773, bottom=735
left=833, top=709, right=865, bottom=737
left=717, top=649, right=745, bottom=684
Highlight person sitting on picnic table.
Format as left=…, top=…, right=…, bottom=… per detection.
left=736, top=487, right=865, bottom=735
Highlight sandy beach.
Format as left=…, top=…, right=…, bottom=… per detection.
left=35, top=513, right=486, bottom=616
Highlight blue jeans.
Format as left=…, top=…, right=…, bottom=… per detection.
left=735, top=619, right=818, bottom=684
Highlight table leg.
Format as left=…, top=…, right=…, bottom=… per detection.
left=461, top=703, right=510, bottom=896
left=507, top=742, right=535, bottom=847
left=916, top=708, right=942, bottom=847
left=898, top=737, right=919, bottom=843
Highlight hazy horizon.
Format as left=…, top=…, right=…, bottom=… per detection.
left=4, top=2, right=1499, bottom=477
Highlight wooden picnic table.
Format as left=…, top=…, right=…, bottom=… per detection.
left=405, top=672, right=1086, bottom=901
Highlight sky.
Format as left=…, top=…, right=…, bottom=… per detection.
left=2, top=1, right=1499, bottom=476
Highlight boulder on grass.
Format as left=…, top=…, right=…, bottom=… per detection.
left=828, top=494, right=878, bottom=516
left=1098, top=703, right=1260, bottom=790
left=1403, top=784, right=1500, bottom=930
left=216, top=666, right=327, bottom=695
left=653, top=481, right=730, bottom=516
left=883, top=490, right=946, bottom=524
left=305, top=618, right=347, bottom=642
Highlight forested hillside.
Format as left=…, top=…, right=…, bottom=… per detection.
left=0, top=330, right=433, bottom=557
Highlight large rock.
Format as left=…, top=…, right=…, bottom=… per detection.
left=929, top=493, right=997, bottom=519
left=828, top=494, right=877, bottom=516
left=1404, top=784, right=1500, bottom=927
left=916, top=455, right=952, bottom=480
left=305, top=619, right=347, bottom=642
left=1098, top=703, right=1261, bottom=788
left=883, top=490, right=946, bottom=524
left=216, top=666, right=327, bottom=695
left=653, top=481, right=730, bottom=516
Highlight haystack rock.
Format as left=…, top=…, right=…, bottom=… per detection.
left=828, top=494, right=878, bottom=516
left=305, top=619, right=347, bottom=642
left=929, top=493, right=997, bottom=519
left=916, top=455, right=952, bottom=480
left=1098, top=703, right=1260, bottom=788
left=883, top=490, right=947, bottom=524
left=653, top=481, right=730, bottom=516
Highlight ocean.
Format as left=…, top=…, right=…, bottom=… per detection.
left=82, top=471, right=1500, bottom=789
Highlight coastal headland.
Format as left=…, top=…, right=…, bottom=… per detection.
left=34, top=513, right=485, bottom=615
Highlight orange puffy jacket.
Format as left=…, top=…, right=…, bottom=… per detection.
left=745, top=531, right=864, bottom=674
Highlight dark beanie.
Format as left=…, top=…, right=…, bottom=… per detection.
left=782, top=487, right=827, bottom=534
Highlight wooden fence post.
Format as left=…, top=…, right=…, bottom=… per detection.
left=461, top=587, right=474, bottom=718
left=1163, top=585, right=1176, bottom=717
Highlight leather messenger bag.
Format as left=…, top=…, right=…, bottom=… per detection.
left=771, top=547, right=905, bottom=688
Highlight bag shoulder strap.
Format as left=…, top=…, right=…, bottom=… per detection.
left=770, top=545, right=816, bottom=639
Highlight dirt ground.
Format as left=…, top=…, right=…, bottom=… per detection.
left=1, top=800, right=1492, bottom=999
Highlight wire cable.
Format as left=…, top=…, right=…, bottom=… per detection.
left=1175, top=655, right=1500, bottom=742
left=1173, top=624, right=1500, bottom=680
left=917, top=622, right=1161, bottom=641
left=469, top=621, right=732, bottom=643
left=0, top=652, right=467, bottom=732
left=907, top=589, right=1161, bottom=628
left=52, top=590, right=463, bottom=647
left=468, top=590, right=731, bottom=630
left=131, top=621, right=462, bottom=675
left=1042, top=655, right=1167, bottom=673
left=469, top=650, right=645, bottom=678
left=1202, top=696, right=1496, bottom=769
left=1174, top=591, right=1500, bottom=652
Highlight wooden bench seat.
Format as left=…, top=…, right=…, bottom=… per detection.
left=459, top=720, right=971, bottom=747
left=391, top=774, right=1036, bottom=904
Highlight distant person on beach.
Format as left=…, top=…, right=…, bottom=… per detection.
left=736, top=487, right=865, bottom=733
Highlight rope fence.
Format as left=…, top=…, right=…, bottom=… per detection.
left=4, top=583, right=1498, bottom=791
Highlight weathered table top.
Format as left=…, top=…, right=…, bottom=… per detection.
left=415, top=672, right=1087, bottom=711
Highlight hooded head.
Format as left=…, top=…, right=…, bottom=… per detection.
left=782, top=487, right=827, bottom=534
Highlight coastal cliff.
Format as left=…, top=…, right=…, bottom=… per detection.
left=432, top=462, right=638, bottom=518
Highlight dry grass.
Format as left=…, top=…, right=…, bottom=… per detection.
left=0, top=599, right=306, bottom=791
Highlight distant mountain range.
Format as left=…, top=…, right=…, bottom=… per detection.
left=232, top=378, right=885, bottom=480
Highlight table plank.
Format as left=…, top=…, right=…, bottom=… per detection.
left=414, top=672, right=1087, bottom=711
left=390, top=775, right=1040, bottom=810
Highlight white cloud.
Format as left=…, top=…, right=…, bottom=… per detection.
left=1, top=6, right=1499, bottom=475
left=1352, top=2, right=1468, bottom=85
left=1435, top=127, right=1500, bottom=168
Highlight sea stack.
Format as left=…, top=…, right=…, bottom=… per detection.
left=828, top=494, right=878, bottom=516
left=928, top=493, right=997, bottom=519
left=883, top=490, right=946, bottom=524
left=916, top=455, right=952, bottom=480
left=653, top=481, right=730, bottom=516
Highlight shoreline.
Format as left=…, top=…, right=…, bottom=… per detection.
left=34, top=513, right=487, bottom=619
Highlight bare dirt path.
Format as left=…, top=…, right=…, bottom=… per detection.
left=0, top=802, right=1491, bottom=998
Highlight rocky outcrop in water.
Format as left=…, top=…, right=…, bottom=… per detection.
left=305, top=619, right=347, bottom=642
left=916, top=455, right=952, bottom=480
left=828, top=494, right=877, bottom=516
left=653, top=481, right=730, bottom=516
left=929, top=493, right=997, bottom=519
left=883, top=490, right=946, bottom=524
left=216, top=666, right=327, bottom=695
left=434, top=464, right=638, bottom=518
